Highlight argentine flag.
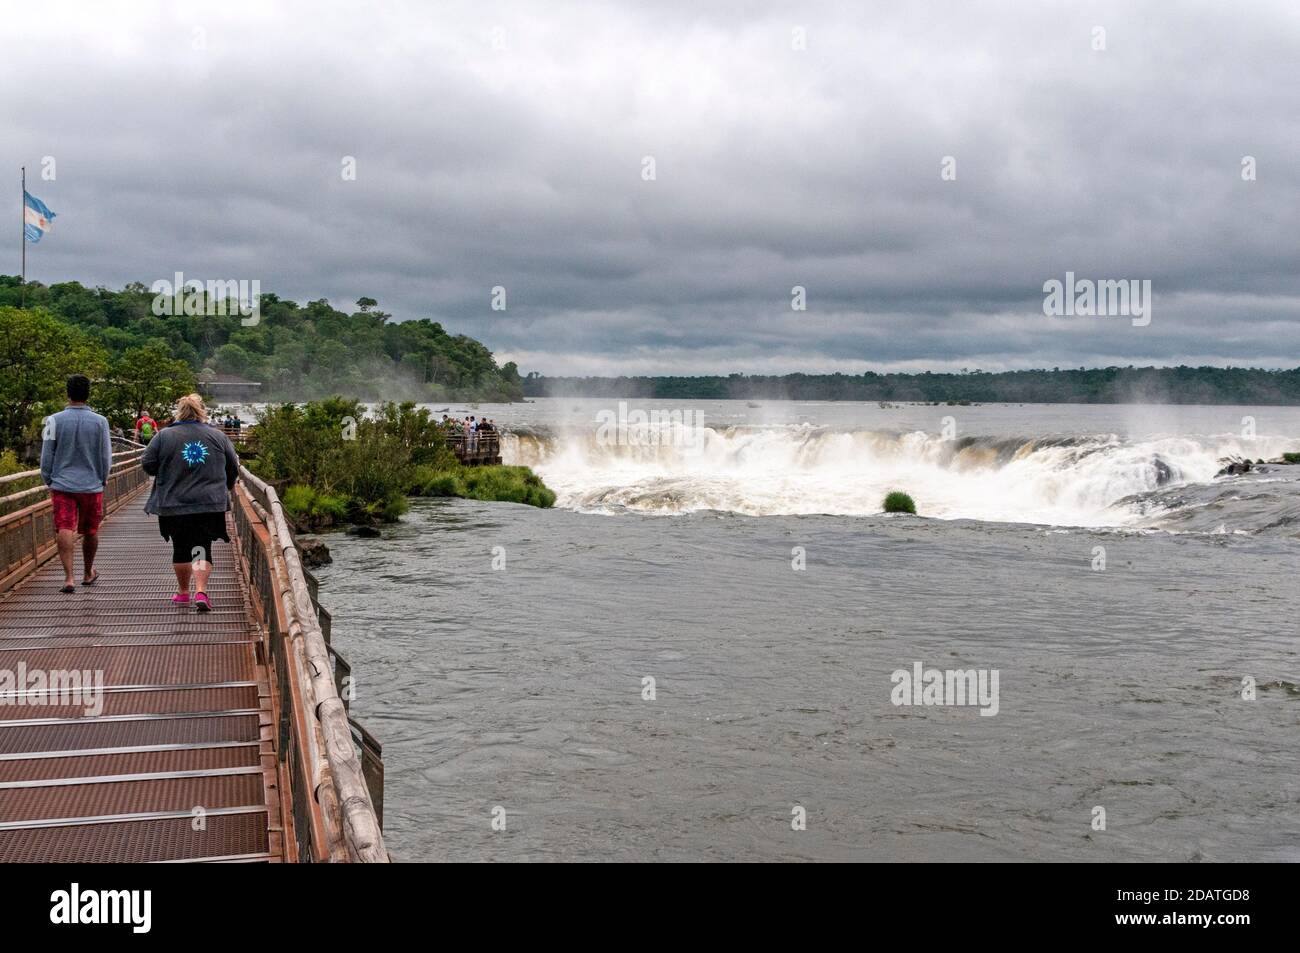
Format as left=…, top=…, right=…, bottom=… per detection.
left=24, top=191, right=56, bottom=243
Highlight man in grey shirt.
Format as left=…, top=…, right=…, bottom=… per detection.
left=40, top=374, right=113, bottom=593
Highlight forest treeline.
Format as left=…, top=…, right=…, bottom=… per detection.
left=523, top=366, right=1300, bottom=405
left=0, top=276, right=522, bottom=404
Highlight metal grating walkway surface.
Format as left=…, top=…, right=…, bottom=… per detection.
left=0, top=487, right=282, bottom=863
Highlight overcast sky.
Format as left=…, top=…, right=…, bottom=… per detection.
left=5, top=0, right=1299, bottom=375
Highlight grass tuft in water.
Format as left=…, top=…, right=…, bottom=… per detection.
left=883, top=491, right=917, bottom=514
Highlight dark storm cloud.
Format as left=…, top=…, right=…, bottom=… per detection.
left=5, top=0, right=1299, bottom=374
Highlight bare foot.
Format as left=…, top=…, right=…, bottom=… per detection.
left=82, top=569, right=99, bottom=586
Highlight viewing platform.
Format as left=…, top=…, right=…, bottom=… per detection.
left=446, top=431, right=502, bottom=466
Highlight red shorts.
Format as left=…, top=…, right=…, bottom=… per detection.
left=50, top=491, right=104, bottom=535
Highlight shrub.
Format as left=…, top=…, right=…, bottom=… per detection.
left=312, top=492, right=350, bottom=522
left=322, top=425, right=413, bottom=508
left=454, top=465, right=556, bottom=508
left=883, top=491, right=917, bottom=514
left=0, top=448, right=42, bottom=513
left=0, top=448, right=24, bottom=478
left=249, top=399, right=554, bottom=522
left=1283, top=452, right=1300, bottom=464
left=357, top=491, right=409, bottom=523
left=421, top=473, right=464, bottom=497
left=254, top=397, right=364, bottom=490
left=374, top=401, right=458, bottom=468
left=281, top=484, right=351, bottom=528
left=281, top=484, right=316, bottom=518
left=406, top=465, right=436, bottom=494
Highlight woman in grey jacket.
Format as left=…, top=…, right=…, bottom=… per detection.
left=141, top=394, right=240, bottom=611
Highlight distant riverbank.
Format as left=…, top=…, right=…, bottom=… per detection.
left=522, top=367, right=1300, bottom=405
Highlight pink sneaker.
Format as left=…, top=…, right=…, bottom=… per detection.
left=171, top=593, right=191, bottom=604
left=194, top=592, right=211, bottom=613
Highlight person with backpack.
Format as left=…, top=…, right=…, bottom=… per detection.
left=135, top=412, right=157, bottom=444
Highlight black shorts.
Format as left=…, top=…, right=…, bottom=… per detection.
left=158, top=512, right=231, bottom=564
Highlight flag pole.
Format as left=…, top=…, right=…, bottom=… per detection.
left=20, top=165, right=25, bottom=308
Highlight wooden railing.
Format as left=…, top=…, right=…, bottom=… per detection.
left=0, top=448, right=148, bottom=592
left=295, top=557, right=385, bottom=826
left=445, top=430, right=502, bottom=465
left=233, top=466, right=388, bottom=862
left=221, top=425, right=258, bottom=457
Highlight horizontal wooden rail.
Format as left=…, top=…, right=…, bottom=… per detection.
left=235, top=466, right=387, bottom=863
left=0, top=454, right=147, bottom=593
left=444, top=431, right=502, bottom=465
left=0, top=448, right=145, bottom=487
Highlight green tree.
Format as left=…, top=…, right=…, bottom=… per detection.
left=214, top=342, right=257, bottom=377
left=0, top=277, right=527, bottom=402
left=0, top=306, right=108, bottom=450
left=99, top=343, right=196, bottom=427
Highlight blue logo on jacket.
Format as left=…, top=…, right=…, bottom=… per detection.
left=181, top=441, right=209, bottom=467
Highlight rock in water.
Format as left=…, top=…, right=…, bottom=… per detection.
left=296, top=535, right=332, bottom=567
left=346, top=525, right=382, bottom=539
left=1215, top=458, right=1253, bottom=477
left=1152, top=457, right=1173, bottom=485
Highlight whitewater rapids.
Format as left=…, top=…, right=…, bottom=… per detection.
left=501, top=425, right=1300, bottom=528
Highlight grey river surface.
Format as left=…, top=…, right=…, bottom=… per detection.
left=314, top=400, right=1300, bottom=861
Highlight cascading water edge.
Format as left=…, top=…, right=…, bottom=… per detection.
left=500, top=425, right=1300, bottom=529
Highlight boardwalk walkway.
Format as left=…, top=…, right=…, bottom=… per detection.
left=0, top=486, right=281, bottom=862
left=0, top=449, right=386, bottom=863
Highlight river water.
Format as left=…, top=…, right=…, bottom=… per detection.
left=315, top=400, right=1300, bottom=861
